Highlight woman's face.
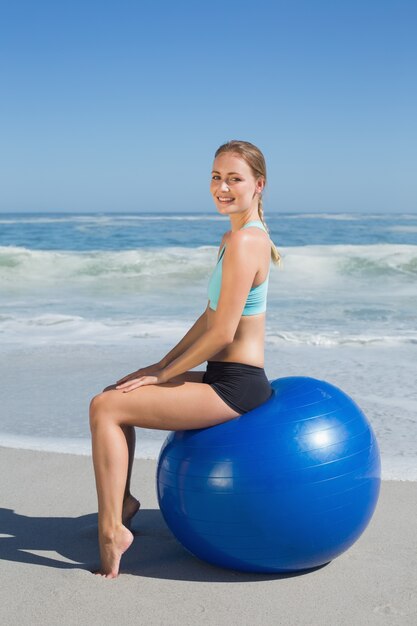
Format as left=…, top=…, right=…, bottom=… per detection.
left=210, top=152, right=264, bottom=215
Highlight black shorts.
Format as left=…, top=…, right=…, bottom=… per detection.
left=202, top=360, right=273, bottom=415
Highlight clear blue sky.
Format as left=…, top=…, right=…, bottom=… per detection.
left=0, top=0, right=416, bottom=213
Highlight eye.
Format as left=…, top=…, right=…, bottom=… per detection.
left=230, top=178, right=241, bottom=182
left=211, top=175, right=220, bottom=180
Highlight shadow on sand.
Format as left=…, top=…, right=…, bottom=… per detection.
left=0, top=507, right=329, bottom=582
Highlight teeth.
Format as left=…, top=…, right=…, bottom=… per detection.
left=218, top=197, right=234, bottom=201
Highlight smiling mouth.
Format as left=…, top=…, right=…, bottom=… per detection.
left=217, top=196, right=235, bottom=204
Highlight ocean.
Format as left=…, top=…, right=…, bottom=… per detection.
left=1, top=211, right=416, bottom=480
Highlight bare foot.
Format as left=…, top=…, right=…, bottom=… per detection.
left=94, top=525, right=133, bottom=579
left=122, top=494, right=140, bottom=529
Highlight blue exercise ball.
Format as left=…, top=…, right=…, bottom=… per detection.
left=156, top=376, right=381, bottom=573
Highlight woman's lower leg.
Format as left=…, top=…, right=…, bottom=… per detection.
left=90, top=410, right=134, bottom=576
left=92, top=418, right=127, bottom=528
left=121, top=425, right=140, bottom=525
left=121, top=424, right=135, bottom=499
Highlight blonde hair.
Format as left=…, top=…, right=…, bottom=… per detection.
left=214, top=140, right=281, bottom=265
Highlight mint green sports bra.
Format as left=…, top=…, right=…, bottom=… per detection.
left=207, top=221, right=270, bottom=316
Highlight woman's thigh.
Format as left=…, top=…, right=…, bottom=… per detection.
left=91, top=380, right=240, bottom=431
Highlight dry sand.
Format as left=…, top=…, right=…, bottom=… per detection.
left=0, top=446, right=416, bottom=626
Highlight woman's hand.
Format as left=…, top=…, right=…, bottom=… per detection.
left=115, top=362, right=163, bottom=386
left=115, top=364, right=168, bottom=393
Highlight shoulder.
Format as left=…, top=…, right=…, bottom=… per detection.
left=225, top=228, right=267, bottom=255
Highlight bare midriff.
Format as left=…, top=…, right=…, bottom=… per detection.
left=206, top=307, right=266, bottom=368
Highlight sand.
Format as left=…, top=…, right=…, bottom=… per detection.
left=0, top=446, right=416, bottom=626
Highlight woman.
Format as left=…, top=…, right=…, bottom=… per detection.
left=89, top=139, right=281, bottom=578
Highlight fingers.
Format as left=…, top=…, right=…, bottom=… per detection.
left=116, top=375, right=158, bottom=393
left=116, top=365, right=158, bottom=385
left=116, top=377, right=143, bottom=392
left=116, top=379, right=137, bottom=389
left=121, top=383, right=143, bottom=393
left=116, top=371, right=141, bottom=385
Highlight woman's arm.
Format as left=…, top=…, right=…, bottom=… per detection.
left=117, top=306, right=211, bottom=386
left=157, top=235, right=229, bottom=370
left=159, top=233, right=259, bottom=383
left=158, top=305, right=210, bottom=368
left=159, top=326, right=231, bottom=382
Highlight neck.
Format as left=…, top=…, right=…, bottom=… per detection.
left=230, top=212, right=260, bottom=232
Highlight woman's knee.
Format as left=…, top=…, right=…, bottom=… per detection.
left=89, top=392, right=109, bottom=430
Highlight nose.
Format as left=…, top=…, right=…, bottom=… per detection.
left=219, top=180, right=230, bottom=191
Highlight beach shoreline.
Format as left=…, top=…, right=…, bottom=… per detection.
left=1, top=446, right=416, bottom=625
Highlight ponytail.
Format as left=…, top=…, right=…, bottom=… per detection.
left=258, top=195, right=281, bottom=265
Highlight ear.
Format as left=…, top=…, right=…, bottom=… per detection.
left=256, top=176, right=265, bottom=194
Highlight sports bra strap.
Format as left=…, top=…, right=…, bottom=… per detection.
left=240, top=220, right=267, bottom=231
